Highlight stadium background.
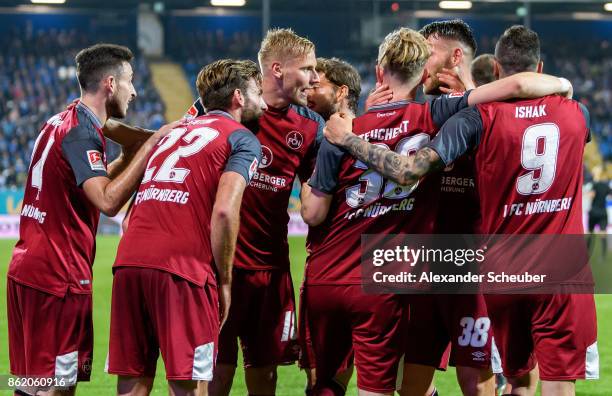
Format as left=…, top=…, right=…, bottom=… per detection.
left=0, top=0, right=610, bottom=394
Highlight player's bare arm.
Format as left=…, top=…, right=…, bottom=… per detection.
left=300, top=183, right=333, bottom=226
left=103, top=118, right=153, bottom=147
left=82, top=121, right=176, bottom=216
left=325, top=113, right=444, bottom=186
left=467, top=72, right=573, bottom=105
left=211, top=171, right=247, bottom=328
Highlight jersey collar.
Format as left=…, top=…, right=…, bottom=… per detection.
left=76, top=102, right=104, bottom=129
left=207, top=110, right=235, bottom=120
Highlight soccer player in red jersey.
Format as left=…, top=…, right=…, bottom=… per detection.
left=300, top=57, right=361, bottom=395
left=300, top=27, right=565, bottom=396
left=107, top=59, right=264, bottom=396
left=325, top=25, right=596, bottom=396
left=184, top=29, right=325, bottom=396
left=6, top=44, right=173, bottom=396
left=406, top=20, right=495, bottom=396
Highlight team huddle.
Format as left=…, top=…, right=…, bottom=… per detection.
left=6, top=18, right=598, bottom=396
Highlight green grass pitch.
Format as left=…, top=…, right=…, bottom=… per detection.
left=0, top=236, right=610, bottom=395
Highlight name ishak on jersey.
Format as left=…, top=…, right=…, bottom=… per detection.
left=503, top=197, right=572, bottom=218
left=135, top=186, right=190, bottom=205
left=361, top=120, right=410, bottom=142
left=21, top=204, right=46, bottom=224
left=249, top=170, right=287, bottom=192
left=515, top=105, right=547, bottom=118
left=345, top=197, right=414, bottom=220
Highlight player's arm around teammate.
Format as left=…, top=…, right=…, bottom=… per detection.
left=324, top=71, right=573, bottom=188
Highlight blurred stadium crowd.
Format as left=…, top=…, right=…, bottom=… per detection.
left=0, top=26, right=165, bottom=189
left=0, top=25, right=610, bottom=189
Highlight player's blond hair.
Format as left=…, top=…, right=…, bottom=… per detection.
left=258, top=28, right=315, bottom=67
left=377, top=28, right=430, bottom=83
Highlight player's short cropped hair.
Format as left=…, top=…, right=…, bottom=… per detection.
left=316, top=57, right=361, bottom=114
left=75, top=44, right=134, bottom=93
left=377, top=28, right=430, bottom=83
left=471, top=53, right=496, bottom=86
left=196, top=59, right=262, bottom=112
left=419, top=19, right=477, bottom=55
left=495, top=25, right=540, bottom=75
left=258, top=28, right=315, bottom=66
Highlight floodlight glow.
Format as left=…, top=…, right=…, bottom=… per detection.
left=604, top=3, right=612, bottom=12
left=439, top=1, right=472, bottom=10
left=211, top=0, right=246, bottom=6
left=31, top=0, right=66, bottom=3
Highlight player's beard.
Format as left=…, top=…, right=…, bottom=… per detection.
left=241, top=104, right=263, bottom=134
left=107, top=93, right=127, bottom=119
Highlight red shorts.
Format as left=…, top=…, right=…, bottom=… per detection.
left=298, top=283, right=316, bottom=369
left=304, top=284, right=405, bottom=394
left=485, top=294, right=598, bottom=381
left=405, top=294, right=492, bottom=370
left=108, top=268, right=219, bottom=380
left=217, top=268, right=299, bottom=368
left=7, top=279, right=93, bottom=385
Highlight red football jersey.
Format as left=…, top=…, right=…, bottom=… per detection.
left=307, top=100, right=450, bottom=285
left=8, top=101, right=108, bottom=297
left=234, top=105, right=324, bottom=270
left=435, top=153, right=480, bottom=234
left=114, top=111, right=260, bottom=286
left=475, top=96, right=588, bottom=234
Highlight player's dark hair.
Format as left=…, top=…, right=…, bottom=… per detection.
left=419, top=19, right=477, bottom=55
left=75, top=44, right=134, bottom=93
left=470, top=53, right=496, bottom=86
left=196, top=59, right=262, bottom=112
left=495, top=25, right=540, bottom=75
left=316, top=57, right=361, bottom=114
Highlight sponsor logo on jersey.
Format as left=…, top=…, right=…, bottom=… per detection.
left=184, top=104, right=199, bottom=119
left=86, top=150, right=106, bottom=171
left=448, top=92, right=465, bottom=98
left=249, top=157, right=258, bottom=180
left=260, top=145, right=273, bottom=168
left=286, top=131, right=304, bottom=150
left=376, top=111, right=397, bottom=118
left=472, top=351, right=487, bottom=361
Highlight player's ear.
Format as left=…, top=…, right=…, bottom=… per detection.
left=233, top=88, right=245, bottom=108
left=103, top=74, right=115, bottom=95
left=493, top=59, right=501, bottom=80
left=271, top=61, right=283, bottom=79
left=419, top=68, right=428, bottom=85
left=451, top=47, right=462, bottom=66
left=375, top=65, right=384, bottom=84
left=337, top=85, right=349, bottom=102
left=536, top=61, right=544, bottom=74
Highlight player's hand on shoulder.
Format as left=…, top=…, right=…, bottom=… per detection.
left=324, top=112, right=355, bottom=146
left=146, top=120, right=181, bottom=148
left=438, top=66, right=475, bottom=93
left=365, top=83, right=393, bottom=111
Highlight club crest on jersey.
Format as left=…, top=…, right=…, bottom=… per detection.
left=286, top=131, right=304, bottom=150
left=260, top=145, right=273, bottom=168
left=87, top=150, right=105, bottom=171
